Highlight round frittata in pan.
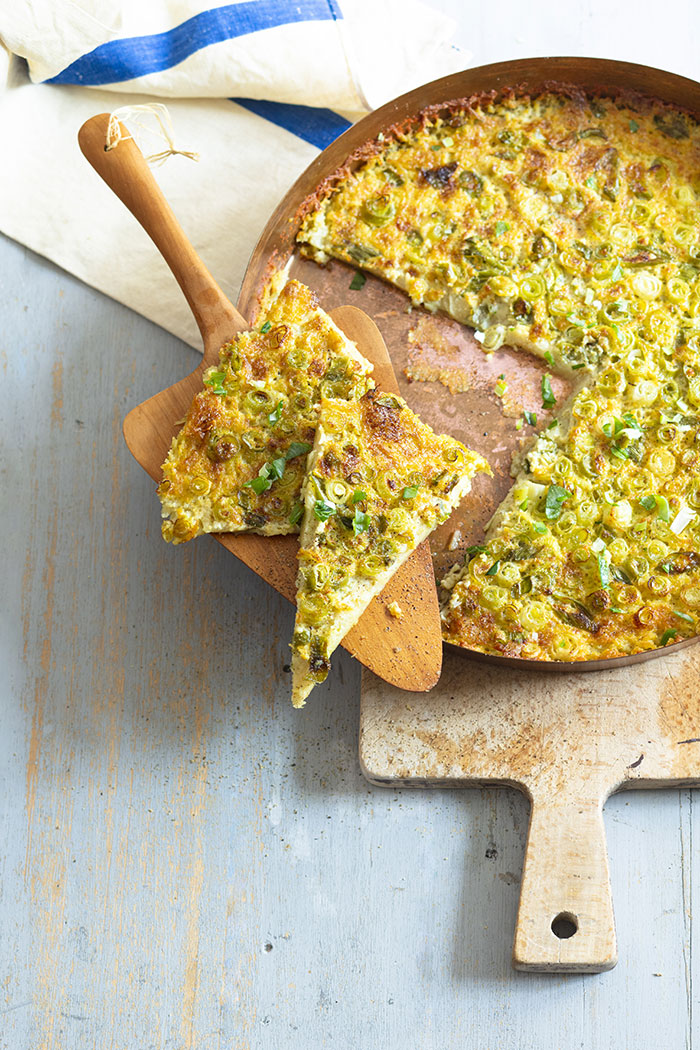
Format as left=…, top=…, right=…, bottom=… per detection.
left=296, top=84, right=700, bottom=662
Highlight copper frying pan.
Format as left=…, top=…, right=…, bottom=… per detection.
left=237, top=56, right=700, bottom=673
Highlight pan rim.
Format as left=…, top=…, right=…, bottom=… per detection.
left=239, top=55, right=700, bottom=675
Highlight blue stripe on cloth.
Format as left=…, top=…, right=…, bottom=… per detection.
left=47, top=0, right=343, bottom=86
left=233, top=97, right=351, bottom=149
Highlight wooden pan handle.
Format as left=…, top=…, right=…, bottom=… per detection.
left=78, top=113, right=245, bottom=357
left=512, top=794, right=617, bottom=972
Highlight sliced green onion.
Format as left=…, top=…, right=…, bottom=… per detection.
left=674, top=609, right=694, bottom=623
left=289, top=502, right=303, bottom=525
left=598, top=551, right=611, bottom=589
left=524, top=410, right=537, bottom=426
left=268, top=400, right=284, bottom=426
left=349, top=271, right=366, bottom=291
left=402, top=485, right=419, bottom=500
left=485, top=561, right=500, bottom=576
left=660, top=628, right=678, bottom=645
left=495, top=221, right=509, bottom=237
left=351, top=489, right=367, bottom=503
left=541, top=374, right=556, bottom=408
left=629, top=119, right=639, bottom=133
left=656, top=495, right=670, bottom=523
left=314, top=499, right=336, bottom=522
left=286, top=441, right=312, bottom=461
left=544, top=351, right=555, bottom=366
left=545, top=484, right=570, bottom=520
left=353, top=509, right=371, bottom=535
left=260, top=321, right=272, bottom=333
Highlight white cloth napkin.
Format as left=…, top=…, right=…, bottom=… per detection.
left=0, top=1, right=465, bottom=348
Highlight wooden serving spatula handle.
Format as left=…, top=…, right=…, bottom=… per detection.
left=78, top=113, right=245, bottom=358
left=512, top=792, right=617, bottom=972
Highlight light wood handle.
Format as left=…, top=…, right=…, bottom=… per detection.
left=78, top=113, right=245, bottom=358
left=512, top=795, right=617, bottom=972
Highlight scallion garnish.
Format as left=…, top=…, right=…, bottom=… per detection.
left=674, top=610, right=694, bottom=623
left=660, top=628, right=678, bottom=645
left=495, top=220, right=509, bottom=237
left=544, top=351, right=555, bottom=366
left=524, top=410, right=537, bottom=426
left=351, top=489, right=366, bottom=503
left=349, top=271, right=366, bottom=291
left=402, top=485, right=419, bottom=500
left=286, top=441, right=312, bottom=461
left=485, top=561, right=500, bottom=576
left=313, top=499, right=336, bottom=522
left=204, top=371, right=227, bottom=396
left=656, top=495, right=670, bottom=522
left=289, top=502, right=304, bottom=526
left=545, top=484, right=570, bottom=520
left=260, top=321, right=272, bottom=333
left=352, top=509, right=371, bottom=534
left=640, top=494, right=657, bottom=512
left=268, top=400, right=283, bottom=426
left=597, top=551, right=611, bottom=589
left=541, top=374, right=556, bottom=408
left=629, top=119, right=639, bottom=133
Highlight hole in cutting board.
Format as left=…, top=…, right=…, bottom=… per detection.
left=551, top=912, right=578, bottom=939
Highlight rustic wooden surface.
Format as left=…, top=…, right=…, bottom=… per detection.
left=4, top=3, right=700, bottom=1045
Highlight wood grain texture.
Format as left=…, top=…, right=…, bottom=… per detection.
left=360, top=645, right=700, bottom=972
left=3, top=1, right=700, bottom=1042
left=79, top=116, right=442, bottom=692
left=3, top=236, right=698, bottom=1047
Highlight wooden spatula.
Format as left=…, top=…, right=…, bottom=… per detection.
left=78, top=113, right=442, bottom=692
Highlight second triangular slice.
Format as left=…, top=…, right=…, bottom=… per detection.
left=291, top=390, right=490, bottom=706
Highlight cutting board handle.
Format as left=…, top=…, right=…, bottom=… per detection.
left=512, top=793, right=617, bottom=973
left=77, top=113, right=245, bottom=358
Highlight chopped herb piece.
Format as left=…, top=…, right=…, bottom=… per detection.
left=541, top=373, right=556, bottom=408
left=629, top=119, right=639, bottom=133
left=495, top=220, right=509, bottom=237
left=268, top=400, right=284, bottom=426
left=610, top=606, right=623, bottom=614
left=544, top=351, right=555, bottom=366
left=494, top=378, right=507, bottom=398
left=597, top=551, right=611, bottom=589
left=519, top=498, right=529, bottom=510
left=402, top=485, right=420, bottom=500
left=466, top=544, right=486, bottom=559
left=656, top=495, right=670, bottom=522
left=349, top=270, right=366, bottom=291
left=674, top=610, right=694, bottom=623
left=286, top=441, right=312, bottom=460
left=351, top=489, right=367, bottom=503
left=244, top=474, right=272, bottom=495
left=524, top=410, right=537, bottom=426
left=640, top=494, right=657, bottom=511
left=545, top=484, right=570, bottom=520
left=268, top=457, right=286, bottom=481
left=313, top=499, right=336, bottom=522
left=289, top=502, right=304, bottom=526
left=533, top=522, right=548, bottom=534
left=260, top=321, right=272, bottom=333
left=485, top=560, right=500, bottom=576
left=204, top=371, right=227, bottom=396
left=660, top=628, right=678, bottom=645
left=610, top=262, right=624, bottom=281
left=352, top=509, right=371, bottom=534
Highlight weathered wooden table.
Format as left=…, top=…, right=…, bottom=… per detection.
left=3, top=3, right=700, bottom=1045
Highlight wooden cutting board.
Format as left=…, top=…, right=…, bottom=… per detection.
left=360, top=644, right=700, bottom=972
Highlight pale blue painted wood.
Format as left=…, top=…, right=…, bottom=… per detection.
left=3, top=3, right=700, bottom=1036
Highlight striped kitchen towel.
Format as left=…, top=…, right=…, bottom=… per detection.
left=0, top=1, right=465, bottom=348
